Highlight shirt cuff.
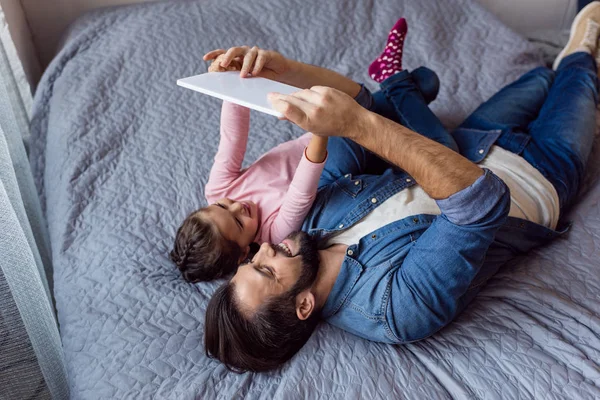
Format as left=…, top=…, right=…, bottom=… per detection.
left=435, top=168, right=508, bottom=226
left=353, top=84, right=374, bottom=110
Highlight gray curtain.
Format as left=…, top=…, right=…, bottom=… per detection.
left=0, top=7, right=69, bottom=400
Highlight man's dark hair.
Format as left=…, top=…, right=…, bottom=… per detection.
left=204, top=282, right=320, bottom=372
left=170, top=209, right=242, bottom=282
left=204, top=233, right=321, bottom=372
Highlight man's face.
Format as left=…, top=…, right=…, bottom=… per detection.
left=231, top=231, right=320, bottom=314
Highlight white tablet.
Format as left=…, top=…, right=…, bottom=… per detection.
left=177, top=71, right=302, bottom=117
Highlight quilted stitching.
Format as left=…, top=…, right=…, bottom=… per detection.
left=28, top=0, right=600, bottom=398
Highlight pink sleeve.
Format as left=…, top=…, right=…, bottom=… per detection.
left=205, top=101, right=250, bottom=203
left=268, top=148, right=326, bottom=244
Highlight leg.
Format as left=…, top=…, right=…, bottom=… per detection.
left=366, top=17, right=457, bottom=150
left=321, top=18, right=452, bottom=183
left=371, top=69, right=459, bottom=152
left=459, top=67, right=555, bottom=133
left=355, top=66, right=440, bottom=111
left=522, top=52, right=599, bottom=209
left=320, top=67, right=443, bottom=186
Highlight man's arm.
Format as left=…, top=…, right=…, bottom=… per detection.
left=388, top=169, right=510, bottom=342
left=352, top=111, right=483, bottom=199
left=268, top=86, right=483, bottom=199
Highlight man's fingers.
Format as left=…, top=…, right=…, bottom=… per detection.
left=221, top=46, right=249, bottom=67
left=203, top=49, right=225, bottom=61
left=252, top=53, right=267, bottom=76
left=240, top=47, right=258, bottom=77
left=268, top=93, right=314, bottom=127
left=289, top=88, right=324, bottom=104
left=271, top=100, right=304, bottom=125
left=308, top=85, right=331, bottom=94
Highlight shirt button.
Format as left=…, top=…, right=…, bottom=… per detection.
left=339, top=224, right=344, bottom=229
left=371, top=234, right=377, bottom=239
left=347, top=249, right=354, bottom=256
left=344, top=174, right=350, bottom=178
left=354, top=180, right=360, bottom=186
left=406, top=178, right=412, bottom=183
left=478, top=149, right=485, bottom=154
left=371, top=197, right=377, bottom=204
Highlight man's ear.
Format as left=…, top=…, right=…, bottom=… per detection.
left=295, top=290, right=315, bottom=321
left=238, top=246, right=250, bottom=264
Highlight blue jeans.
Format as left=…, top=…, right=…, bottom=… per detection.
left=325, top=52, right=599, bottom=211
left=320, top=67, right=458, bottom=186
left=458, top=52, right=599, bottom=210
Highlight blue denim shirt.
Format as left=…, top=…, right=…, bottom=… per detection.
left=301, top=129, right=566, bottom=344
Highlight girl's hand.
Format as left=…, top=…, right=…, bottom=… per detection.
left=203, top=46, right=291, bottom=79
left=207, top=54, right=243, bottom=73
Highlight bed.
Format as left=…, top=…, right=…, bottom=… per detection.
left=25, top=0, right=600, bottom=398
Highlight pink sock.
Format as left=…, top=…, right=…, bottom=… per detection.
left=368, top=18, right=408, bottom=83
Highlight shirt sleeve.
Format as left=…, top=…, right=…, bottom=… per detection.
left=268, top=147, right=327, bottom=244
left=387, top=169, right=510, bottom=343
left=205, top=101, right=250, bottom=203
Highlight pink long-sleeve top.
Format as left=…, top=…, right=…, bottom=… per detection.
left=204, top=101, right=326, bottom=244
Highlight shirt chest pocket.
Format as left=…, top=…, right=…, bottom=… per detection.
left=347, top=261, right=395, bottom=318
left=334, top=175, right=364, bottom=198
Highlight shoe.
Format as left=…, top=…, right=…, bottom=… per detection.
left=553, top=1, right=600, bottom=70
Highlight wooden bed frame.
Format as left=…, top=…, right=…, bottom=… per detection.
left=0, top=0, right=577, bottom=90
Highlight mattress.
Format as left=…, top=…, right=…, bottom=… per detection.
left=29, top=0, right=600, bottom=398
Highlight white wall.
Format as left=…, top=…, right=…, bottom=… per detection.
left=22, top=0, right=156, bottom=69
left=478, top=0, right=577, bottom=33
left=0, top=0, right=41, bottom=89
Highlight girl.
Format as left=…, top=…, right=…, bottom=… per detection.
left=170, top=50, right=330, bottom=282
left=171, top=19, right=409, bottom=282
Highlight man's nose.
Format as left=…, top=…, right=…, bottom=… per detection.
left=259, top=242, right=275, bottom=257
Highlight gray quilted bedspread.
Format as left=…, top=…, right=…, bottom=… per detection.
left=29, top=0, right=600, bottom=398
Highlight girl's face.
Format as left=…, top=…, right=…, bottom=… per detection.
left=203, top=198, right=260, bottom=249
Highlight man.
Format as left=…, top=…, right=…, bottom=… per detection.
left=204, top=4, right=600, bottom=372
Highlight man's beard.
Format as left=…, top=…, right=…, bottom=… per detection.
left=285, top=231, right=320, bottom=295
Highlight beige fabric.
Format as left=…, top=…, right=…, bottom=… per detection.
left=328, top=145, right=560, bottom=247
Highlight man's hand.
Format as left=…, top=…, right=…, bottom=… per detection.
left=268, top=86, right=365, bottom=137
left=203, top=46, right=290, bottom=79
left=272, top=85, right=484, bottom=199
